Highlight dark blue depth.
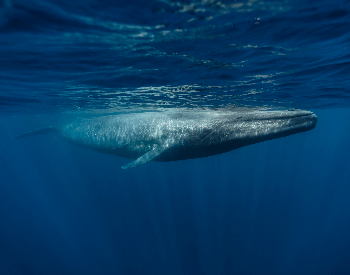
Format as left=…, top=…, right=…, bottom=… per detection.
left=1, top=110, right=350, bottom=274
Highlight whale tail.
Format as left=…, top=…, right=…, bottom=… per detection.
left=16, top=126, right=57, bottom=139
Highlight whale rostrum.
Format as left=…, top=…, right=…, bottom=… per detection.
left=17, top=109, right=317, bottom=169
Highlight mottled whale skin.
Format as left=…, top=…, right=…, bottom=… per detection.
left=17, top=109, right=317, bottom=169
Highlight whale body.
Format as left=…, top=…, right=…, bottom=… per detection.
left=17, top=109, right=317, bottom=169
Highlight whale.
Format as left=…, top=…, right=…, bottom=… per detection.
left=17, top=108, right=317, bottom=169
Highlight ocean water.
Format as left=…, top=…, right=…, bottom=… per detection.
left=1, top=0, right=350, bottom=274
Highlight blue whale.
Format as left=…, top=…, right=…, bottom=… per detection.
left=17, top=109, right=317, bottom=169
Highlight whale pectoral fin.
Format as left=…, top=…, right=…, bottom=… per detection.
left=122, top=144, right=168, bottom=169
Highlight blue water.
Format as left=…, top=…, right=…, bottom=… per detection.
left=1, top=0, right=350, bottom=274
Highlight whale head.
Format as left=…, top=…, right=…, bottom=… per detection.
left=210, top=109, right=317, bottom=148
left=158, top=109, right=317, bottom=162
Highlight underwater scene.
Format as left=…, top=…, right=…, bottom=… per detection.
left=1, top=0, right=350, bottom=274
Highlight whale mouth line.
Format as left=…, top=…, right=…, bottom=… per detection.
left=273, top=113, right=316, bottom=120
left=248, top=112, right=316, bottom=121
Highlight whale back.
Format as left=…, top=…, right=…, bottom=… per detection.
left=57, top=111, right=222, bottom=163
